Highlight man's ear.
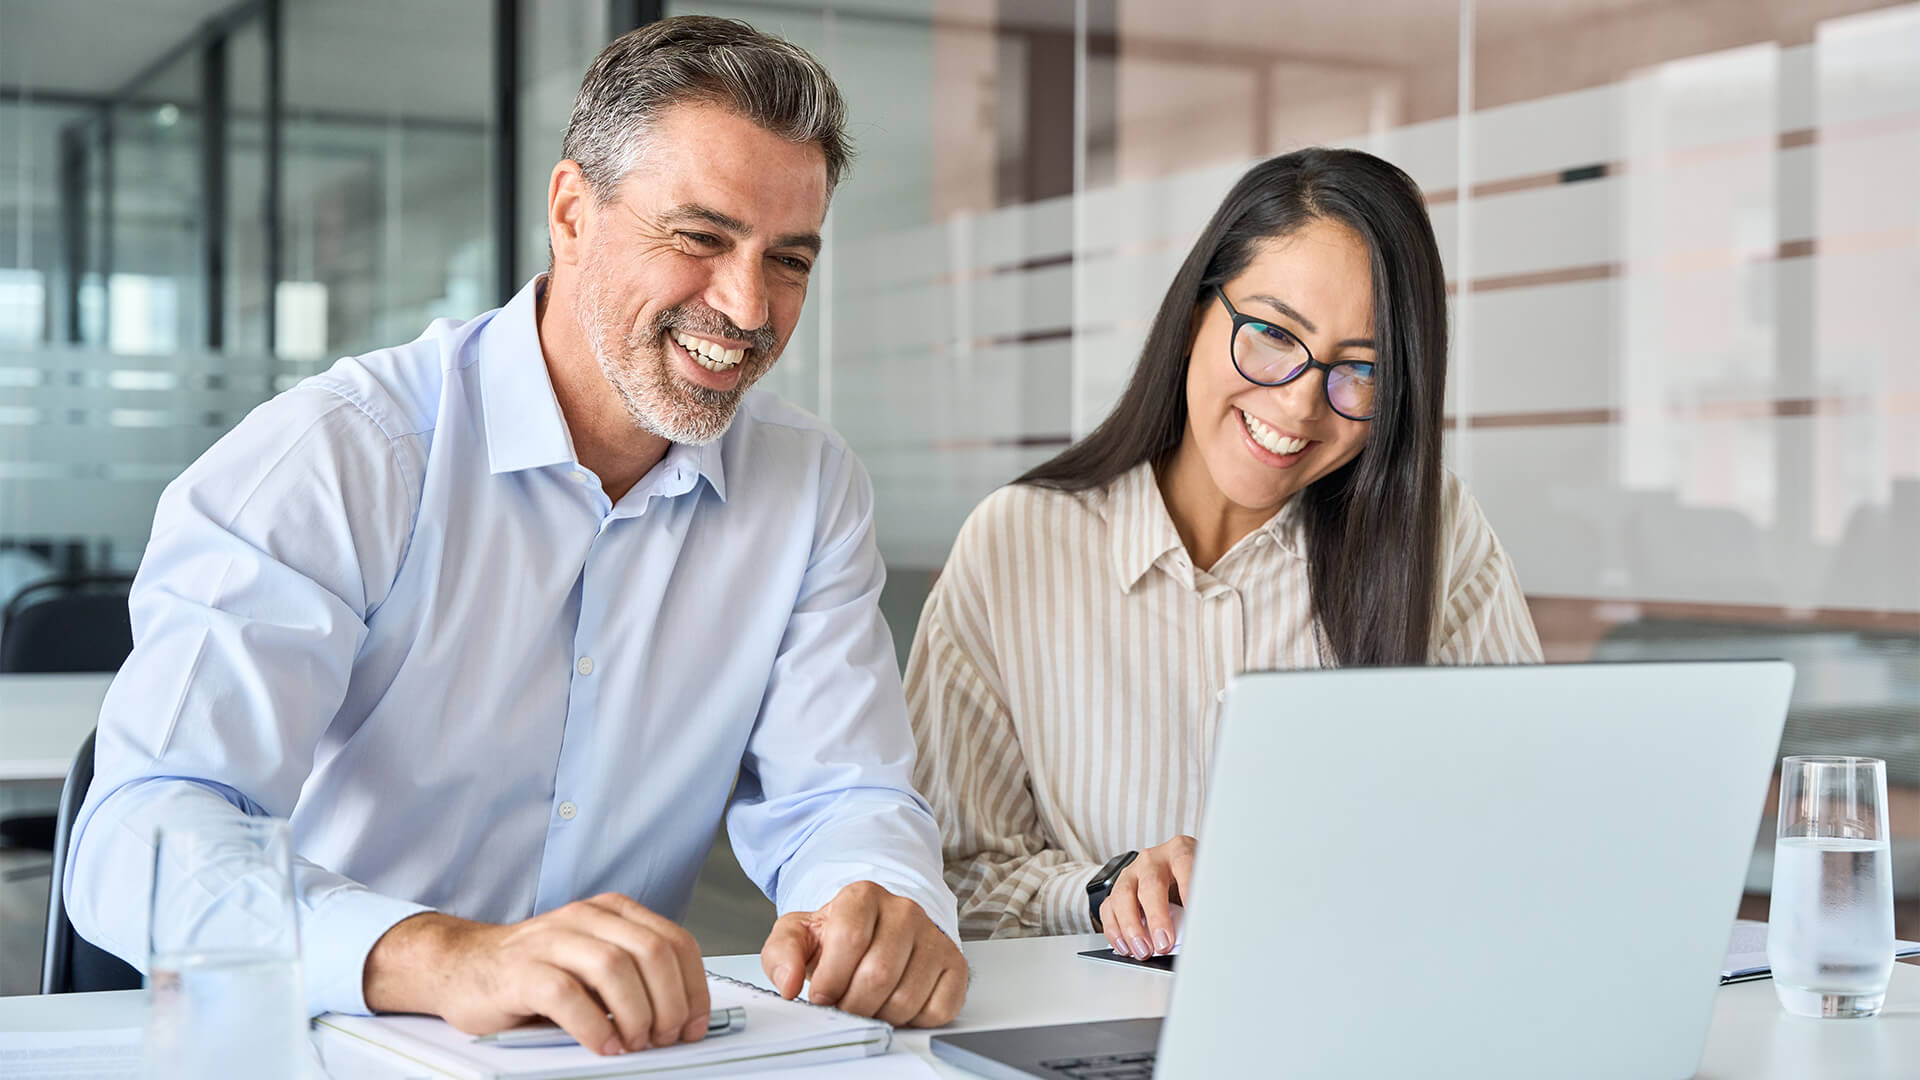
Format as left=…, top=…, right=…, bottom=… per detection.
left=549, top=160, right=593, bottom=267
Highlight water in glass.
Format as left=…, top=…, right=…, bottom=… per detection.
left=146, top=949, right=307, bottom=1078
left=1768, top=755, right=1896, bottom=1019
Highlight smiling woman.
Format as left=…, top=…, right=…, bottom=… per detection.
left=905, top=147, right=1545, bottom=947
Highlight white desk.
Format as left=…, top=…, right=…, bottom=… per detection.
left=3, top=936, right=1915, bottom=1078
left=0, top=672, right=112, bottom=781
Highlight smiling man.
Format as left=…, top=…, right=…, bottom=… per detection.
left=65, top=17, right=966, bottom=1055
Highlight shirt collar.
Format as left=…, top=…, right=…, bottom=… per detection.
left=473, top=274, right=728, bottom=502
left=1260, top=491, right=1306, bottom=558
left=476, top=275, right=576, bottom=476
left=683, top=437, right=728, bottom=502
left=1105, top=459, right=1308, bottom=592
left=1107, top=462, right=1187, bottom=593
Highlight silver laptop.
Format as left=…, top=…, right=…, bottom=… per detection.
left=932, top=661, right=1793, bottom=1079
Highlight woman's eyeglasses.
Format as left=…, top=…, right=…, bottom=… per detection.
left=1213, top=286, right=1376, bottom=421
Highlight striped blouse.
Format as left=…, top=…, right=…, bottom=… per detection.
left=905, top=461, right=1543, bottom=940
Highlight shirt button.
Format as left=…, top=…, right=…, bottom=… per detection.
left=1216, top=689, right=1228, bottom=703
left=557, top=801, right=578, bottom=821
left=569, top=469, right=590, bottom=485
left=576, top=656, right=594, bottom=676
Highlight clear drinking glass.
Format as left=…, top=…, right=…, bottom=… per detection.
left=1766, top=756, right=1896, bottom=1019
left=146, top=817, right=309, bottom=1077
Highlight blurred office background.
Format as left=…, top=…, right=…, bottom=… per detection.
left=1, top=0, right=1915, bottom=992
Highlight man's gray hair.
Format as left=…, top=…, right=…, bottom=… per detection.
left=562, top=16, right=851, bottom=202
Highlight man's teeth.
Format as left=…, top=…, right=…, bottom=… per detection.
left=1241, top=409, right=1309, bottom=456
left=671, top=330, right=745, bottom=372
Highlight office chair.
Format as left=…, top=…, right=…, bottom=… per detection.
left=41, top=729, right=144, bottom=994
left=0, top=575, right=133, bottom=854
left=0, top=574, right=135, bottom=674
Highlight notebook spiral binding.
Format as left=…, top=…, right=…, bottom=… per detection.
left=702, top=969, right=895, bottom=1055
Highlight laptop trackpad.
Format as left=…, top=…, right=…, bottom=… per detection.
left=932, top=1018, right=1164, bottom=1079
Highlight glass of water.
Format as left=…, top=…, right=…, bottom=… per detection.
left=146, top=817, right=309, bottom=1077
left=1766, top=756, right=1895, bottom=1019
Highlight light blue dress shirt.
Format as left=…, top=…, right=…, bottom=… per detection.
left=65, top=278, right=958, bottom=1017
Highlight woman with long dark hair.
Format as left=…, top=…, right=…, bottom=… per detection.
left=905, top=148, right=1541, bottom=957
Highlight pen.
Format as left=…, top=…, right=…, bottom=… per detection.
left=475, top=1005, right=747, bottom=1048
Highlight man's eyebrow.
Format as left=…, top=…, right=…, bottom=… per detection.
left=659, top=203, right=750, bottom=235
left=1244, top=293, right=1375, bottom=349
left=773, top=231, right=823, bottom=255
left=658, top=204, right=821, bottom=254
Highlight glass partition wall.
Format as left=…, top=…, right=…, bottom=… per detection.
left=0, top=0, right=506, bottom=993
left=661, top=0, right=1920, bottom=938
left=1, top=1, right=1914, bottom=962
left=0, top=0, right=496, bottom=582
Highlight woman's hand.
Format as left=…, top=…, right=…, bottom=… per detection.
left=1098, top=835, right=1196, bottom=959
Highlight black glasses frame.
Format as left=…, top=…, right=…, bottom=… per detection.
left=1212, top=286, right=1375, bottom=421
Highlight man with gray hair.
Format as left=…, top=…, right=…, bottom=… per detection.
left=66, top=16, right=967, bottom=1054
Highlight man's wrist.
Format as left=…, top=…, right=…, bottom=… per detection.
left=783, top=875, right=960, bottom=945
left=363, top=911, right=471, bottom=1015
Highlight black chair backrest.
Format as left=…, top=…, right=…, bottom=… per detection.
left=42, top=729, right=144, bottom=994
left=1, top=575, right=135, bottom=673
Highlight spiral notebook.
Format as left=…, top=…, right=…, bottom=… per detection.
left=312, top=971, right=892, bottom=1079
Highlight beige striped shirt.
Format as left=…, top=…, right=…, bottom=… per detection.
left=905, top=462, right=1543, bottom=939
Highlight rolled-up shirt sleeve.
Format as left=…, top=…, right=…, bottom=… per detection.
left=723, top=445, right=960, bottom=943
left=904, top=506, right=1101, bottom=941
left=65, top=380, right=431, bottom=1017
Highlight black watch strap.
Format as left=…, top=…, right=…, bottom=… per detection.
left=1086, top=850, right=1139, bottom=932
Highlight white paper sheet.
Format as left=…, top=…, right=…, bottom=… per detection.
left=731, top=1052, right=939, bottom=1078
left=0, top=1027, right=932, bottom=1080
left=0, top=1028, right=141, bottom=1079
left=317, top=971, right=907, bottom=1078
left=1722, top=918, right=1920, bottom=983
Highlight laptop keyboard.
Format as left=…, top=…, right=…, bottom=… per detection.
left=1041, top=1051, right=1156, bottom=1079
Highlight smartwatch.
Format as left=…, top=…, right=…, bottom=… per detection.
left=1086, top=850, right=1139, bottom=932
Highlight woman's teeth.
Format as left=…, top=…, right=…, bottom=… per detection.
left=1241, top=409, right=1309, bottom=456
left=671, top=330, right=745, bottom=372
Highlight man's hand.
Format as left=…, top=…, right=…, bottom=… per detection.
left=363, top=894, right=709, bottom=1056
left=759, top=881, right=966, bottom=1027
left=1099, top=834, right=1196, bottom=959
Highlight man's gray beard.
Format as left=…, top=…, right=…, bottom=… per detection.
left=574, top=262, right=755, bottom=446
